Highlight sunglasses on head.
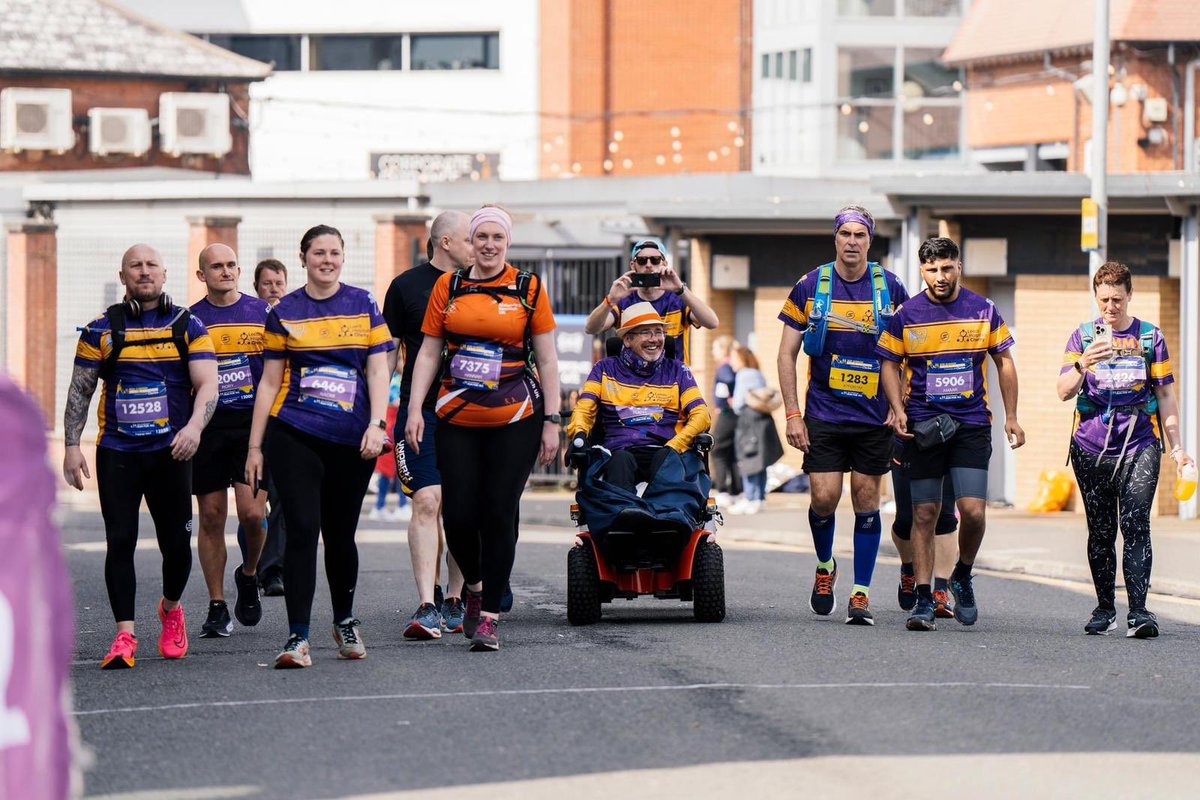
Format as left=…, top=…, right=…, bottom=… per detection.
left=635, top=255, right=663, bottom=266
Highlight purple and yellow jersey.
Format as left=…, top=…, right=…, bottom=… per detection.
left=567, top=353, right=710, bottom=453
left=778, top=266, right=909, bottom=426
left=1061, top=318, right=1172, bottom=459
left=876, top=287, right=1013, bottom=428
left=263, top=284, right=394, bottom=446
left=73, top=306, right=215, bottom=452
left=189, top=293, right=270, bottom=414
left=615, top=291, right=694, bottom=364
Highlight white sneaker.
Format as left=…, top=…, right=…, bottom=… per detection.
left=726, top=498, right=750, bottom=515
left=744, top=499, right=763, bottom=515
left=714, top=492, right=733, bottom=509
left=368, top=507, right=384, bottom=521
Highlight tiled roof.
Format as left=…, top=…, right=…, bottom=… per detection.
left=944, top=0, right=1200, bottom=66
left=0, top=0, right=271, bottom=79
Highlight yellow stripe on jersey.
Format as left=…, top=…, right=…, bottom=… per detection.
left=276, top=314, right=381, bottom=351
left=1151, top=359, right=1172, bottom=380
left=801, top=299, right=880, bottom=332
left=600, top=376, right=681, bottom=409
left=680, top=385, right=704, bottom=408
left=988, top=324, right=1011, bottom=350
left=96, top=329, right=215, bottom=362
left=899, top=320, right=992, bottom=356
left=204, top=322, right=266, bottom=356
left=877, top=330, right=905, bottom=358
left=270, top=361, right=292, bottom=417
left=781, top=298, right=806, bottom=326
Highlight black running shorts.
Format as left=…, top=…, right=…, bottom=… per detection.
left=802, top=416, right=894, bottom=476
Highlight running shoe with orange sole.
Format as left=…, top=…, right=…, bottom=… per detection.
left=274, top=634, right=312, bottom=669
left=100, top=631, right=138, bottom=670
left=933, top=589, right=955, bottom=618
left=157, top=599, right=188, bottom=659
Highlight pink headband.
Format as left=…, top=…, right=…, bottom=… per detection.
left=470, top=207, right=513, bottom=243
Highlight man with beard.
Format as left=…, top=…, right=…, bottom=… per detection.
left=877, top=236, right=1024, bottom=631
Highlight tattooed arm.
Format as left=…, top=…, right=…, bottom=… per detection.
left=62, top=364, right=99, bottom=490
left=171, top=357, right=218, bottom=461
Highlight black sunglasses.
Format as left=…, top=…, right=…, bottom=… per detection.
left=635, top=256, right=663, bottom=266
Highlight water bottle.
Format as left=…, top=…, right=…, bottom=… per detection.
left=1175, top=462, right=1198, bottom=502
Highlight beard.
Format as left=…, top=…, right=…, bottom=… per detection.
left=127, top=281, right=162, bottom=301
left=930, top=278, right=958, bottom=300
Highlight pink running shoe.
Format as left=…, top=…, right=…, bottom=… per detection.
left=100, top=631, right=138, bottom=670
left=158, top=599, right=189, bottom=659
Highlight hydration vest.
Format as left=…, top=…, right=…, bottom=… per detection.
left=802, top=262, right=892, bottom=358
left=446, top=269, right=540, bottom=372
left=100, top=304, right=191, bottom=381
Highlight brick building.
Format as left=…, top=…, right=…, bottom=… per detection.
left=539, top=0, right=753, bottom=178
left=0, top=0, right=270, bottom=176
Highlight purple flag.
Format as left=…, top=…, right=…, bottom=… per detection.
left=0, top=373, right=74, bottom=800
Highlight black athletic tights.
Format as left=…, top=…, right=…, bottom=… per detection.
left=437, top=413, right=542, bottom=614
left=265, top=420, right=375, bottom=627
left=1069, top=440, right=1160, bottom=611
left=97, top=447, right=193, bottom=622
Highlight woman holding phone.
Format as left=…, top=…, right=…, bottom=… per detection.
left=582, top=238, right=719, bottom=365
left=1056, top=261, right=1193, bottom=639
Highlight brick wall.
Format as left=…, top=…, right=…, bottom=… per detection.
left=0, top=75, right=253, bottom=174
left=540, top=0, right=750, bottom=178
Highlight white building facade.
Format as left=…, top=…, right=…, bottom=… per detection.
left=120, top=0, right=542, bottom=182
left=754, top=0, right=969, bottom=176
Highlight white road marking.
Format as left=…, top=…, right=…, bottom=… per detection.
left=73, top=680, right=1088, bottom=717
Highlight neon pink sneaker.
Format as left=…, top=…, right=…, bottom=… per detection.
left=158, top=599, right=189, bottom=659
left=100, top=631, right=138, bottom=670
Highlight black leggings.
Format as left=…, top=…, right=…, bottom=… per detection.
left=265, top=420, right=375, bottom=627
left=710, top=409, right=740, bottom=495
left=1070, top=440, right=1160, bottom=611
left=891, top=464, right=957, bottom=540
left=96, top=447, right=193, bottom=622
left=437, top=414, right=542, bottom=614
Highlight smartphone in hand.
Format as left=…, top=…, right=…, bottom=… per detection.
left=630, top=273, right=661, bottom=289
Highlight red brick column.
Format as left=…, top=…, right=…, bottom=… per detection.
left=374, top=214, right=429, bottom=299
left=186, top=216, right=241, bottom=304
left=6, top=222, right=58, bottom=424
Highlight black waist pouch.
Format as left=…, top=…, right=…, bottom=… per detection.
left=911, top=413, right=959, bottom=451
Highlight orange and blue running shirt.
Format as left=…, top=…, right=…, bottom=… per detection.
left=614, top=291, right=693, bottom=364
left=74, top=306, right=215, bottom=451
left=421, top=264, right=556, bottom=428
left=189, top=293, right=270, bottom=414
left=875, top=287, right=1013, bottom=428
left=263, top=284, right=394, bottom=446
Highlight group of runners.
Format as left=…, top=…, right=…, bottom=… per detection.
left=62, top=201, right=1195, bottom=670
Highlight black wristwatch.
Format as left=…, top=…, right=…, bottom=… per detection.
left=674, top=283, right=687, bottom=297
left=373, top=419, right=388, bottom=430
left=545, top=413, right=563, bottom=425
left=1073, top=360, right=1085, bottom=375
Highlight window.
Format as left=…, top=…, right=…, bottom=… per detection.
left=411, top=33, right=499, bottom=70
left=206, top=34, right=301, bottom=71
left=762, top=53, right=770, bottom=78
left=801, top=48, right=813, bottom=83
left=838, top=0, right=896, bottom=15
left=839, top=48, right=894, bottom=98
left=905, top=0, right=962, bottom=15
left=310, top=35, right=404, bottom=70
left=903, top=106, right=959, bottom=159
left=904, top=47, right=958, bottom=98
left=774, top=52, right=783, bottom=79
left=837, top=105, right=894, bottom=160
left=788, top=51, right=797, bottom=81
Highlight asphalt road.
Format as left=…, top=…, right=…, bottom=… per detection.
left=63, top=507, right=1200, bottom=799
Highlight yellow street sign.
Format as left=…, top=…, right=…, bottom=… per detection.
left=1081, top=198, right=1099, bottom=252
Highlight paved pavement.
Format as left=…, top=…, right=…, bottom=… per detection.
left=61, top=492, right=1200, bottom=799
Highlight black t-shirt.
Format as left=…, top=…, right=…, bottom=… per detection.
left=383, top=261, right=450, bottom=411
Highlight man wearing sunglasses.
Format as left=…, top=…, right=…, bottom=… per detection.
left=584, top=238, right=719, bottom=365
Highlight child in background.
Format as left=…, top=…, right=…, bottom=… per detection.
left=369, top=375, right=410, bottom=522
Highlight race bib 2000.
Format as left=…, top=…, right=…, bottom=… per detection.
left=217, top=354, right=255, bottom=406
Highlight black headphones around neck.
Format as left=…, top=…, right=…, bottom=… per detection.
left=124, top=293, right=174, bottom=319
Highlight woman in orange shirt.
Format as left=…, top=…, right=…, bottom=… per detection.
left=405, top=206, right=561, bottom=651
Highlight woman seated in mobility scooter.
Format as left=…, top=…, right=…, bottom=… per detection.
left=565, top=302, right=725, bottom=623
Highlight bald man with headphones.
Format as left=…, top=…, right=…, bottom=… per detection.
left=64, top=244, right=218, bottom=670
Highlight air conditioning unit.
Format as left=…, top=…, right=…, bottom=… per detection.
left=158, top=92, right=232, bottom=157
left=0, top=88, right=75, bottom=153
left=88, top=108, right=151, bottom=156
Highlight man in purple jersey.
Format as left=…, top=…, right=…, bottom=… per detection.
left=0, top=376, right=74, bottom=800
left=877, top=236, right=1024, bottom=632
left=778, top=205, right=910, bottom=627
left=190, top=244, right=271, bottom=638
left=568, top=302, right=711, bottom=491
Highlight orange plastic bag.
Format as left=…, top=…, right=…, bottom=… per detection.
left=1028, top=469, right=1074, bottom=513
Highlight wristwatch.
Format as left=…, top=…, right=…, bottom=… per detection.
left=545, top=413, right=563, bottom=425
left=1073, top=360, right=1085, bottom=374
left=674, top=283, right=687, bottom=297
left=373, top=419, right=387, bottom=430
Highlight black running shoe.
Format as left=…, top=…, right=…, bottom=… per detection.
left=948, top=573, right=978, bottom=626
left=845, top=592, right=874, bottom=626
left=906, top=596, right=937, bottom=631
left=500, top=582, right=514, bottom=613
left=1126, top=608, right=1159, bottom=639
left=200, top=600, right=232, bottom=638
left=1084, top=606, right=1118, bottom=635
left=897, top=570, right=916, bottom=611
left=260, top=569, right=285, bottom=597
left=809, top=560, right=838, bottom=616
left=234, top=566, right=263, bottom=627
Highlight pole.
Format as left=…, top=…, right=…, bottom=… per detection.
left=1089, top=0, right=1109, bottom=287
left=1182, top=211, right=1199, bottom=520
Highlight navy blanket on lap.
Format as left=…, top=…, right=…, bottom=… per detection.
left=577, top=448, right=711, bottom=539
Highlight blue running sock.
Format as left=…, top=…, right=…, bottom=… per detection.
left=852, top=511, right=882, bottom=590
left=809, top=508, right=835, bottom=565
left=288, top=623, right=310, bottom=640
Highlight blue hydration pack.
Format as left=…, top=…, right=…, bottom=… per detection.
left=802, top=262, right=892, bottom=358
